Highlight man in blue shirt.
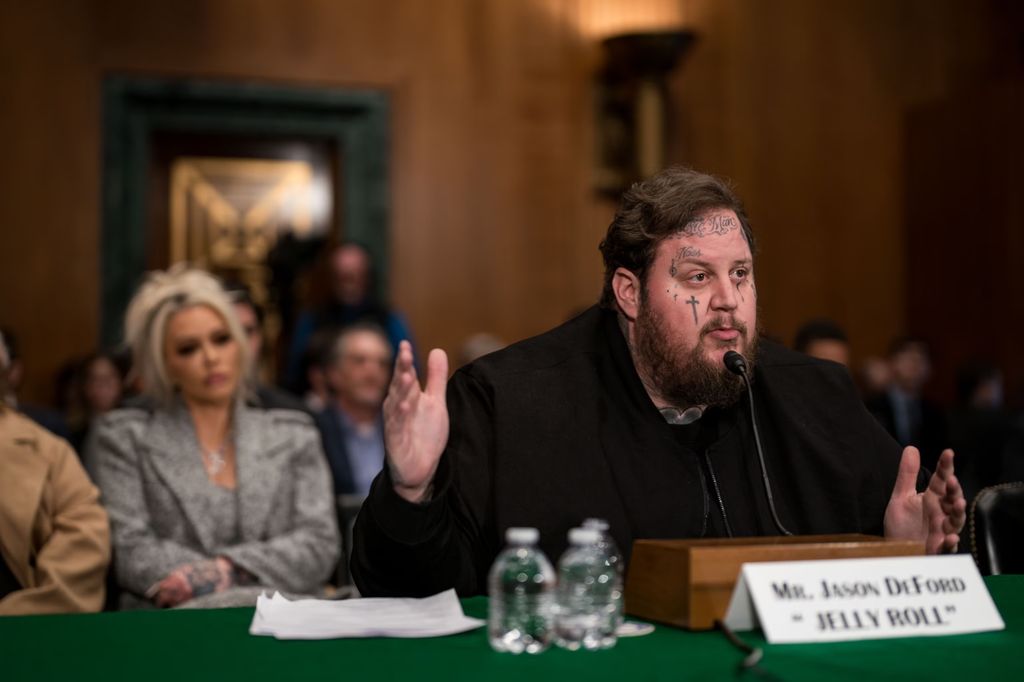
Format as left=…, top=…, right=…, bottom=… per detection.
left=316, top=323, right=392, bottom=496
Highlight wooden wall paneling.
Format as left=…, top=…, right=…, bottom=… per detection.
left=673, top=0, right=1020, bottom=367
left=1, top=0, right=1020, bottom=406
left=0, top=2, right=100, bottom=406
left=906, top=81, right=1024, bottom=404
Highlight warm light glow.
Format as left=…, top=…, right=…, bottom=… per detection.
left=577, top=0, right=689, bottom=39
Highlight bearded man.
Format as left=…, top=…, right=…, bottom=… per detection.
left=352, top=167, right=964, bottom=597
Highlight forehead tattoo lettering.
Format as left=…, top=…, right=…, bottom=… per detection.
left=679, top=214, right=737, bottom=238
left=669, top=246, right=702, bottom=277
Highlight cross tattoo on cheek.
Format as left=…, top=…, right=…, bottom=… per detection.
left=685, top=295, right=699, bottom=324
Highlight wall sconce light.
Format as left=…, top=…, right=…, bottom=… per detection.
left=594, top=30, right=696, bottom=195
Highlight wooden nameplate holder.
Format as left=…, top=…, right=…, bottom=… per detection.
left=624, top=534, right=925, bottom=630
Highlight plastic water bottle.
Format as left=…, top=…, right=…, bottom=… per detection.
left=555, top=527, right=622, bottom=650
left=582, top=518, right=623, bottom=577
left=582, top=518, right=624, bottom=629
left=488, top=527, right=555, bottom=654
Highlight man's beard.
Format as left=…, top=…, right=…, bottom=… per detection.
left=633, top=300, right=759, bottom=409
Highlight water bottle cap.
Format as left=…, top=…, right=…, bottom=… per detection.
left=568, top=527, right=600, bottom=545
left=582, top=518, right=610, bottom=531
left=505, top=527, right=539, bottom=544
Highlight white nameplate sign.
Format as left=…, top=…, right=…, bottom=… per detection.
left=723, top=555, right=1004, bottom=644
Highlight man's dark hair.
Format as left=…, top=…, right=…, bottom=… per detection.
left=793, top=319, right=848, bottom=353
left=598, top=166, right=755, bottom=308
left=887, top=335, right=930, bottom=359
left=954, top=360, right=1001, bottom=407
left=223, top=280, right=265, bottom=327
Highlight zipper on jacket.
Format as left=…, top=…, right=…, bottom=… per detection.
left=702, top=450, right=733, bottom=538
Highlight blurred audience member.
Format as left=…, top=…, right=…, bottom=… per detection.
left=88, top=266, right=339, bottom=609
left=947, top=361, right=1011, bottom=502
left=285, top=242, right=415, bottom=391
left=81, top=352, right=127, bottom=414
left=858, top=355, right=892, bottom=399
left=0, top=326, right=70, bottom=439
left=316, top=324, right=392, bottom=496
left=0, top=331, right=110, bottom=614
left=299, top=328, right=335, bottom=412
left=68, top=351, right=128, bottom=452
left=866, top=337, right=948, bottom=471
left=225, top=283, right=308, bottom=414
left=458, top=332, right=506, bottom=368
left=793, top=319, right=850, bottom=366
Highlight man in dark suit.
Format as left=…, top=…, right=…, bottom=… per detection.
left=352, top=167, right=967, bottom=597
left=866, top=337, right=948, bottom=472
left=315, top=324, right=392, bottom=496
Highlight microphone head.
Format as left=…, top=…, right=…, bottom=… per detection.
left=723, top=350, right=747, bottom=376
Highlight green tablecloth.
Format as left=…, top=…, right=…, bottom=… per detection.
left=5, top=576, right=1021, bottom=681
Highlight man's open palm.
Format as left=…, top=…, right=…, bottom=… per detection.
left=383, top=341, right=450, bottom=503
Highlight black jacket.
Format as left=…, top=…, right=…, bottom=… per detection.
left=314, top=408, right=357, bottom=495
left=352, top=306, right=903, bottom=597
left=865, top=391, right=948, bottom=473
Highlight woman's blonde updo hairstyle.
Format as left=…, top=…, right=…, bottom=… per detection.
left=124, top=265, right=250, bottom=407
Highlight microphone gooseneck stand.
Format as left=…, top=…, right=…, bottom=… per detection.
left=723, top=350, right=793, bottom=537
left=717, top=350, right=794, bottom=671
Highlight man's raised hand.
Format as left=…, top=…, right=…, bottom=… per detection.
left=884, top=447, right=966, bottom=554
left=383, top=341, right=450, bottom=503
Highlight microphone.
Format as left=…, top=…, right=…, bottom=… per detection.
left=723, top=350, right=747, bottom=376
left=723, top=350, right=793, bottom=536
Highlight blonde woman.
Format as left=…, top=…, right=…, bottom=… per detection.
left=89, top=266, right=339, bottom=608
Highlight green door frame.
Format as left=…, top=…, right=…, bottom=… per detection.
left=100, top=77, right=389, bottom=347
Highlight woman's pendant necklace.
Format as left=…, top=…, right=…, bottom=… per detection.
left=202, top=431, right=230, bottom=476
left=204, top=445, right=226, bottom=475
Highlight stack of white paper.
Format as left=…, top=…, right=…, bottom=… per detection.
left=249, top=588, right=486, bottom=640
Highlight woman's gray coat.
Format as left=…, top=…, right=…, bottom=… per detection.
left=89, top=403, right=340, bottom=606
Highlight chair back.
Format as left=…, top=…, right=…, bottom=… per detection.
left=970, top=482, right=1024, bottom=575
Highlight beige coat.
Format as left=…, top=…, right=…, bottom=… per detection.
left=0, top=408, right=110, bottom=614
